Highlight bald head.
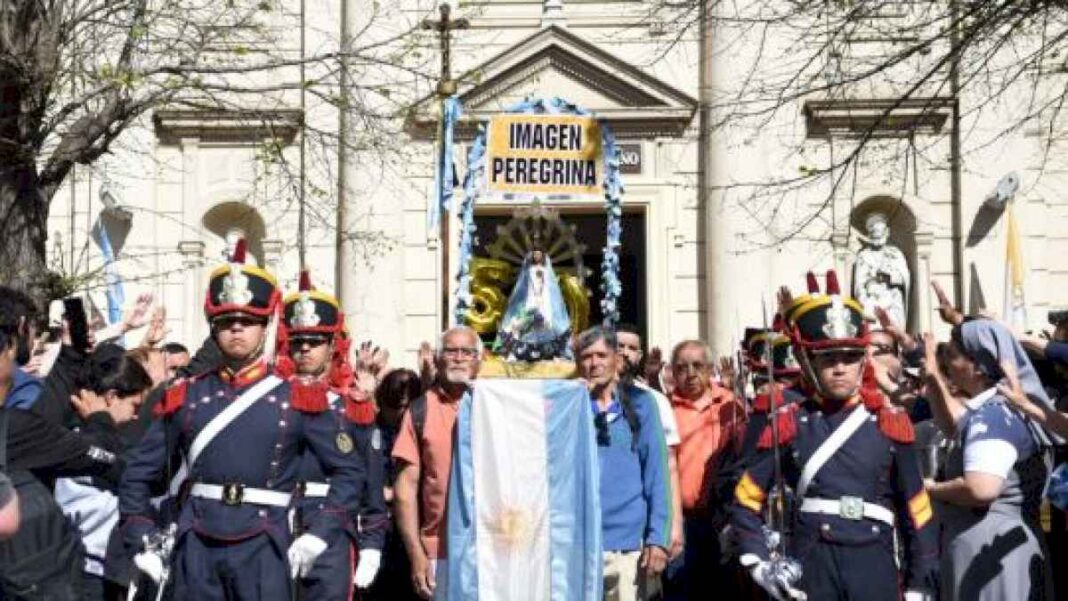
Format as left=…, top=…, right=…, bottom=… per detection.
left=671, top=339, right=713, bottom=399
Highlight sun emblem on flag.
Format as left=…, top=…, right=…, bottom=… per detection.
left=487, top=506, right=534, bottom=549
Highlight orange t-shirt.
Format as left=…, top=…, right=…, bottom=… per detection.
left=671, top=386, right=746, bottom=512
left=390, top=386, right=462, bottom=559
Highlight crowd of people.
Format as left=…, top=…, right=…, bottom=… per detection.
left=0, top=239, right=1066, bottom=601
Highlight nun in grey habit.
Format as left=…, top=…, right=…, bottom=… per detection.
left=928, top=319, right=1054, bottom=601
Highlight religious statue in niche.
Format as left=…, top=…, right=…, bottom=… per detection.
left=492, top=232, right=574, bottom=362
left=853, top=212, right=910, bottom=327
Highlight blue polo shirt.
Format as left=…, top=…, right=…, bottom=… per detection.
left=592, top=383, right=672, bottom=552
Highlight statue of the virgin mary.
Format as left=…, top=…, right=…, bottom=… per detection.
left=492, top=247, right=573, bottom=361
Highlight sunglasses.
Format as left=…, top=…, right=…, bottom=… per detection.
left=289, top=337, right=330, bottom=351
left=213, top=315, right=266, bottom=329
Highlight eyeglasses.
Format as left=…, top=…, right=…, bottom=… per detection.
left=870, top=343, right=898, bottom=357
left=213, top=315, right=266, bottom=330
left=442, top=347, right=479, bottom=359
left=672, top=361, right=708, bottom=373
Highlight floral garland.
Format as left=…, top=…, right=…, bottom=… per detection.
left=452, top=129, right=485, bottom=326
left=451, top=96, right=624, bottom=328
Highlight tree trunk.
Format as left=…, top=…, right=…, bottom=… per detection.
left=0, top=165, right=50, bottom=298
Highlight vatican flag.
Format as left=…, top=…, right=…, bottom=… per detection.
left=1003, top=201, right=1027, bottom=330
left=443, top=379, right=602, bottom=601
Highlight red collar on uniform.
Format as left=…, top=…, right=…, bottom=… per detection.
left=220, top=360, right=269, bottom=388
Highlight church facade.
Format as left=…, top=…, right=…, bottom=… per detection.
left=44, top=0, right=1068, bottom=359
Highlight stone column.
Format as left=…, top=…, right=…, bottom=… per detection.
left=178, top=240, right=206, bottom=346
left=180, top=138, right=200, bottom=234
left=914, top=230, right=933, bottom=334
left=831, top=230, right=852, bottom=289
left=702, top=0, right=730, bottom=355
left=262, top=239, right=284, bottom=273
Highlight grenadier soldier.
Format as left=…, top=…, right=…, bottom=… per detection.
left=717, top=326, right=806, bottom=501
left=277, top=270, right=387, bottom=599
left=713, top=324, right=806, bottom=599
left=740, top=325, right=806, bottom=443
left=730, top=271, right=938, bottom=601
left=118, top=240, right=365, bottom=600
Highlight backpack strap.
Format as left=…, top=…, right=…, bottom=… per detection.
left=618, top=388, right=640, bottom=451
left=0, top=409, right=8, bottom=471
left=410, top=394, right=428, bottom=442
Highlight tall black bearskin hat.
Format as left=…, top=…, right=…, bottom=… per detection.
left=783, top=270, right=869, bottom=352
left=282, top=270, right=344, bottom=337
left=204, top=239, right=281, bottom=320
left=743, top=326, right=802, bottom=378
left=275, top=270, right=353, bottom=394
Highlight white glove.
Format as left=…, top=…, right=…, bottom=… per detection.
left=288, top=534, right=329, bottom=579
left=133, top=551, right=165, bottom=585
left=353, top=548, right=382, bottom=588
left=743, top=555, right=807, bottom=601
left=904, top=589, right=935, bottom=601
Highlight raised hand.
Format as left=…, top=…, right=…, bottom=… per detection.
left=931, top=281, right=963, bottom=326
left=370, top=347, right=390, bottom=379
left=875, top=306, right=917, bottom=353
left=141, top=305, right=169, bottom=348
left=777, top=285, right=795, bottom=316
left=418, top=341, right=436, bottom=386
left=356, top=341, right=375, bottom=371
left=920, top=332, right=940, bottom=373
left=719, top=356, right=737, bottom=391
left=70, top=389, right=109, bottom=420
left=644, top=346, right=665, bottom=385
left=996, top=360, right=1031, bottom=410
left=122, top=293, right=155, bottom=332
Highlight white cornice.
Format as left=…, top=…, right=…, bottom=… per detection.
left=407, top=25, right=697, bottom=141
left=154, top=109, right=303, bottom=145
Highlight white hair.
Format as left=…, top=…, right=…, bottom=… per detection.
left=437, top=325, right=484, bottom=357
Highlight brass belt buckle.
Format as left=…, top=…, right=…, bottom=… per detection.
left=222, top=483, right=244, bottom=506
left=839, top=496, right=864, bottom=520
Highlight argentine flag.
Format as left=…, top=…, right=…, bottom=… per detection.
left=444, top=379, right=602, bottom=601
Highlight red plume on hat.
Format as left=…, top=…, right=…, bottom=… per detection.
left=230, top=238, right=248, bottom=264
left=298, top=269, right=313, bottom=292
left=806, top=271, right=820, bottom=294
left=825, top=270, right=841, bottom=296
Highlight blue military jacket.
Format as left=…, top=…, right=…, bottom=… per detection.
left=118, top=362, right=364, bottom=550
left=295, top=388, right=387, bottom=551
left=730, top=394, right=938, bottom=590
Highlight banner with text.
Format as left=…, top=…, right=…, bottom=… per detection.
left=486, top=114, right=603, bottom=196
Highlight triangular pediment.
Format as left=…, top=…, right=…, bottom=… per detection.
left=408, top=26, right=697, bottom=140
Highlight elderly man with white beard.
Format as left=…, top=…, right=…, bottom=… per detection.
left=392, top=326, right=482, bottom=599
